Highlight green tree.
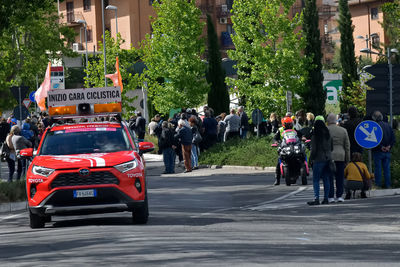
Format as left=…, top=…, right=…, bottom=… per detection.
left=301, top=0, right=325, bottom=115
left=85, top=31, right=144, bottom=118
left=338, top=0, right=358, bottom=111
left=227, top=0, right=306, bottom=116
left=143, top=0, right=209, bottom=114
left=381, top=1, right=400, bottom=63
left=0, top=0, right=75, bottom=110
left=206, top=14, right=229, bottom=116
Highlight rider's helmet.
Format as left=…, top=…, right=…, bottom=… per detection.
left=282, top=117, right=294, bottom=130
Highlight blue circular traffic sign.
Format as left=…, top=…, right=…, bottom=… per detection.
left=355, top=120, right=383, bottom=149
left=29, top=91, right=36, bottom=103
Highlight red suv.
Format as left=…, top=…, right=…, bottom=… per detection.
left=21, top=120, right=154, bottom=228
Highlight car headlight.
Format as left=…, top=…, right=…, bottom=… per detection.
left=114, top=160, right=138, bottom=173
left=32, top=165, right=55, bottom=177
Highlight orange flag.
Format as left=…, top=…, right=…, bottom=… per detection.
left=105, top=56, right=123, bottom=92
left=35, top=62, right=51, bottom=111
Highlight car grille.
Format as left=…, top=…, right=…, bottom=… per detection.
left=50, top=171, right=119, bottom=189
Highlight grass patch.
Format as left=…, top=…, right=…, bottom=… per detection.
left=144, top=134, right=159, bottom=154
left=0, top=180, right=27, bottom=204
left=199, top=136, right=277, bottom=167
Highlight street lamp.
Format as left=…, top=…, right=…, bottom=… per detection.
left=101, top=0, right=107, bottom=86
left=105, top=5, right=118, bottom=35
left=76, top=19, right=89, bottom=80
left=357, top=34, right=378, bottom=58
left=360, top=47, right=399, bottom=127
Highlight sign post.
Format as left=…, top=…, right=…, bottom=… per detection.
left=354, top=120, right=383, bottom=173
left=251, top=109, right=263, bottom=138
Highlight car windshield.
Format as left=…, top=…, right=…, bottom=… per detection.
left=39, top=126, right=132, bottom=155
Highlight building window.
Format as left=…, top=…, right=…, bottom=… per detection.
left=87, top=26, right=93, bottom=42
left=67, top=2, right=74, bottom=23
left=104, top=0, right=109, bottom=9
left=371, top=7, right=379, bottom=20
left=83, top=0, right=91, bottom=11
left=226, top=0, right=233, bottom=10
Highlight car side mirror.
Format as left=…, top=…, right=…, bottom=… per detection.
left=139, top=142, right=155, bottom=154
left=20, top=148, right=34, bottom=158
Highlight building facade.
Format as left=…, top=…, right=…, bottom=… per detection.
left=58, top=0, right=235, bottom=54
left=348, top=0, right=387, bottom=61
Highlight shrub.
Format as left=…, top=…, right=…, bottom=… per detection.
left=0, top=180, right=27, bottom=204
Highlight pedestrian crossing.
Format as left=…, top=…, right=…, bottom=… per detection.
left=243, top=186, right=329, bottom=211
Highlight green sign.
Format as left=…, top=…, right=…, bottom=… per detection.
left=324, top=80, right=342, bottom=104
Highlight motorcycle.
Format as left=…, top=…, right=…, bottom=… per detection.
left=271, top=129, right=310, bottom=186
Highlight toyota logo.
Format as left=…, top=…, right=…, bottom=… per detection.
left=79, top=169, right=90, bottom=176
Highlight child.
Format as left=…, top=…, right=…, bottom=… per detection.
left=344, top=152, right=373, bottom=199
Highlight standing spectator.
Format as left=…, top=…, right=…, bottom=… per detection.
left=7, top=126, right=32, bottom=181
left=307, top=119, right=333, bottom=205
left=344, top=152, right=373, bottom=199
left=30, top=116, right=39, bottom=148
left=21, top=119, right=34, bottom=144
left=175, top=120, right=193, bottom=173
left=0, top=118, right=10, bottom=143
left=267, top=113, right=279, bottom=135
left=238, top=106, right=249, bottom=139
left=128, top=114, right=137, bottom=133
left=202, top=111, right=218, bottom=150
left=134, top=112, right=146, bottom=142
left=371, top=111, right=395, bottom=188
left=223, top=109, right=241, bottom=141
left=326, top=113, right=350, bottom=203
left=41, top=113, right=50, bottom=128
left=189, top=116, right=201, bottom=170
left=342, top=106, right=363, bottom=155
left=294, top=110, right=306, bottom=131
left=11, top=125, right=32, bottom=179
left=148, top=115, right=160, bottom=136
left=159, top=121, right=176, bottom=174
left=216, top=114, right=226, bottom=143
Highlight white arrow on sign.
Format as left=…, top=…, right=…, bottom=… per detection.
left=22, top=99, right=31, bottom=109
left=359, top=125, right=377, bottom=142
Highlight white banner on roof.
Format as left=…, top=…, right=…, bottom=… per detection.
left=47, top=87, right=121, bottom=107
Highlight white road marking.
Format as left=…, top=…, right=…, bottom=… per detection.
left=244, top=186, right=307, bottom=211
left=0, top=213, right=25, bottom=222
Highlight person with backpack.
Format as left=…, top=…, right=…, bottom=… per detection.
left=8, top=125, right=32, bottom=181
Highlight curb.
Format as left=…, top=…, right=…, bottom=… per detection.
left=0, top=201, right=27, bottom=214
left=369, top=188, right=400, bottom=197
left=198, top=164, right=275, bottom=172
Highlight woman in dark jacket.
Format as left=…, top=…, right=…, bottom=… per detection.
left=159, top=121, right=176, bottom=174
left=308, top=119, right=333, bottom=205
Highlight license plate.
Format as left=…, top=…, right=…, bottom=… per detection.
left=73, top=189, right=97, bottom=198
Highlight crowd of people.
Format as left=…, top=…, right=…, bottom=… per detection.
left=143, top=106, right=250, bottom=174
left=270, top=107, right=395, bottom=205
left=0, top=113, right=51, bottom=182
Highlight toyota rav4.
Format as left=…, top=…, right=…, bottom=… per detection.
left=21, top=120, right=154, bottom=228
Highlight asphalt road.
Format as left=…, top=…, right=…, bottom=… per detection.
left=0, top=161, right=400, bottom=266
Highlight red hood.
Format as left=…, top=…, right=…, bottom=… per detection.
left=32, top=151, right=137, bottom=169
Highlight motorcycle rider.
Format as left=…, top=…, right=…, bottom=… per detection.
left=273, top=116, right=303, bottom=185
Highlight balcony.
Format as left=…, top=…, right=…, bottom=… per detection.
left=217, top=5, right=231, bottom=18
left=59, top=11, right=84, bottom=25
left=318, top=5, right=336, bottom=18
